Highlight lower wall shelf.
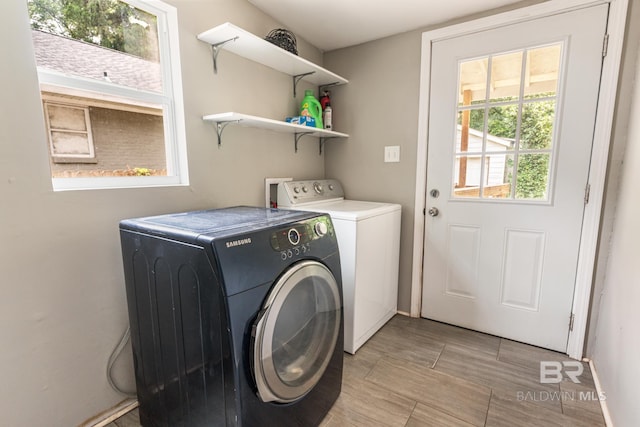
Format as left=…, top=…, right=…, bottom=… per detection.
left=202, top=112, right=348, bottom=153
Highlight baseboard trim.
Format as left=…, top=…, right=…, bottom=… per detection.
left=397, top=310, right=411, bottom=317
left=80, top=398, right=138, bottom=427
left=586, top=358, right=613, bottom=426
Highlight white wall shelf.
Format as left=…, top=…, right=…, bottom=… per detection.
left=197, top=22, right=348, bottom=96
left=202, top=112, right=348, bottom=153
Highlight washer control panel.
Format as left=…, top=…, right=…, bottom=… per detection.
left=277, top=179, right=344, bottom=207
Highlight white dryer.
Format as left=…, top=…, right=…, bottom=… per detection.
left=278, top=179, right=401, bottom=354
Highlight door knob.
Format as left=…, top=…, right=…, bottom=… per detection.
left=428, top=207, right=439, bottom=217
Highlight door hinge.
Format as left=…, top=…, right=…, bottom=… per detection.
left=423, top=207, right=426, bottom=216
left=569, top=313, right=575, bottom=332
left=584, top=183, right=591, bottom=205
left=603, top=33, right=609, bottom=58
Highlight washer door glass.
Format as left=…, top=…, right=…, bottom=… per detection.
left=253, top=260, right=342, bottom=403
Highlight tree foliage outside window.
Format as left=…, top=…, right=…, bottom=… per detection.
left=28, top=0, right=158, bottom=61
left=468, top=100, right=555, bottom=199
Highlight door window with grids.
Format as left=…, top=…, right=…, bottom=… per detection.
left=453, top=43, right=563, bottom=201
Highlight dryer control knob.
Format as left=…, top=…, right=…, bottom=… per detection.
left=293, top=186, right=301, bottom=194
left=314, top=222, right=328, bottom=237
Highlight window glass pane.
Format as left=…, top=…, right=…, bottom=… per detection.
left=48, top=104, right=87, bottom=131
left=482, top=154, right=514, bottom=198
left=515, top=154, right=551, bottom=200
left=524, top=44, right=562, bottom=99
left=490, top=51, right=523, bottom=102
left=486, top=105, right=517, bottom=151
left=458, top=58, right=488, bottom=105
left=456, top=109, right=484, bottom=153
left=520, top=101, right=556, bottom=150
left=51, top=131, right=91, bottom=156
left=50, top=105, right=166, bottom=178
left=29, top=0, right=162, bottom=93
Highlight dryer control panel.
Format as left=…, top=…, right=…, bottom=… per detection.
left=269, top=216, right=334, bottom=260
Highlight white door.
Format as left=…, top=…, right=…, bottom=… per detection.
left=421, top=5, right=608, bottom=352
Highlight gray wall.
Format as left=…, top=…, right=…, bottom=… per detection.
left=586, top=0, right=640, bottom=355
left=589, top=2, right=640, bottom=426
left=324, top=31, right=421, bottom=312
left=0, top=1, right=325, bottom=425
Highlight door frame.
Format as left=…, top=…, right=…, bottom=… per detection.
left=410, top=0, right=628, bottom=359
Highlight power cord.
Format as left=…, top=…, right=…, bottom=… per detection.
left=107, top=326, right=137, bottom=398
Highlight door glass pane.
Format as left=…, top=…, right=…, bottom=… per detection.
left=459, top=58, right=488, bottom=105
left=272, top=274, right=339, bottom=387
left=453, top=42, right=562, bottom=201
left=486, top=105, right=517, bottom=151
left=520, top=101, right=556, bottom=149
left=456, top=109, right=484, bottom=153
left=490, top=51, right=523, bottom=102
left=524, top=44, right=562, bottom=99
left=515, top=153, right=551, bottom=200
left=453, top=155, right=482, bottom=197
left=482, top=154, right=514, bottom=198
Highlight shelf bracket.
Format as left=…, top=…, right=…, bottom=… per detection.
left=319, top=82, right=341, bottom=93
left=210, top=36, right=239, bottom=74
left=214, top=120, right=239, bottom=147
left=293, top=132, right=314, bottom=153
left=292, top=72, right=316, bottom=97
left=319, top=137, right=336, bottom=155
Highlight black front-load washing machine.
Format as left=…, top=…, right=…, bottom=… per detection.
left=119, top=206, right=343, bottom=426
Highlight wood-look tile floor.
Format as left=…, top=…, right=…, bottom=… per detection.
left=107, top=315, right=605, bottom=427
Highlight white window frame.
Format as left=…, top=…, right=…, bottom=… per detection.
left=35, top=0, right=188, bottom=191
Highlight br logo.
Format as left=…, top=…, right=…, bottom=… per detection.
left=539, top=361, right=584, bottom=383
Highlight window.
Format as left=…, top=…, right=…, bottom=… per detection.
left=45, top=102, right=96, bottom=162
left=28, top=0, right=187, bottom=190
left=453, top=43, right=563, bottom=201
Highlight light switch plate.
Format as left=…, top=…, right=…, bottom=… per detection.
left=384, top=146, right=400, bottom=163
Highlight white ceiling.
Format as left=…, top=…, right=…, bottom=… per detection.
left=248, top=0, right=530, bottom=51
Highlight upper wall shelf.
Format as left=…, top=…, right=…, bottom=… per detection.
left=203, top=112, right=348, bottom=153
left=197, top=22, right=348, bottom=94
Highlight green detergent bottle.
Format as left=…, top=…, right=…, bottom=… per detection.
left=300, top=90, right=323, bottom=129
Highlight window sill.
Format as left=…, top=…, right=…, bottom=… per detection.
left=52, top=175, right=188, bottom=191
left=52, top=157, right=98, bottom=164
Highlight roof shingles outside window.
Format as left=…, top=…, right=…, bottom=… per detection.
left=31, top=29, right=162, bottom=93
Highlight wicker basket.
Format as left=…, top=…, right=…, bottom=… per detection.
left=265, top=29, right=298, bottom=55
